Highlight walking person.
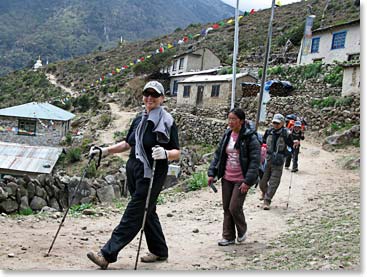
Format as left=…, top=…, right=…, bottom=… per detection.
left=208, top=108, right=260, bottom=246
left=87, top=80, right=180, bottom=269
left=284, top=120, right=305, bottom=172
left=259, top=114, right=294, bottom=210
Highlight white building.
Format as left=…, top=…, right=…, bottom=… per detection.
left=297, top=19, right=360, bottom=65
left=33, top=56, right=43, bottom=70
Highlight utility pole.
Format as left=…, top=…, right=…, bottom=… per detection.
left=255, top=0, right=276, bottom=130
left=230, top=0, right=240, bottom=110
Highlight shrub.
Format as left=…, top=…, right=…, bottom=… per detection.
left=303, top=62, right=322, bottom=79
left=65, top=132, right=73, bottom=145
left=70, top=203, right=93, bottom=216
left=187, top=171, right=207, bottom=191
left=324, top=65, right=343, bottom=87
left=19, top=208, right=34, bottom=216
left=311, top=96, right=337, bottom=108
left=65, top=147, right=82, bottom=163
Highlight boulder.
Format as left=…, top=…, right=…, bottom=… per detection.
left=30, top=196, right=47, bottom=211
left=0, top=199, right=18, bottom=213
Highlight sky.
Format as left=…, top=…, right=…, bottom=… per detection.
left=221, top=0, right=302, bottom=12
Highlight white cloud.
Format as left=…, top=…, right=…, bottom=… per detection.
left=221, top=0, right=302, bottom=12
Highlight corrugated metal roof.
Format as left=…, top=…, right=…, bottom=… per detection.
left=0, top=102, right=75, bottom=121
left=178, top=72, right=250, bottom=83
left=0, top=142, right=63, bottom=175
left=170, top=68, right=219, bottom=77
left=313, top=19, right=359, bottom=34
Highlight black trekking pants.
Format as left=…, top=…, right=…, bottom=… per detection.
left=101, top=158, right=168, bottom=263
left=285, top=146, right=300, bottom=170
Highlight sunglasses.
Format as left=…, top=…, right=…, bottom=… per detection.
left=272, top=122, right=280, bottom=125
left=143, top=90, right=161, bottom=98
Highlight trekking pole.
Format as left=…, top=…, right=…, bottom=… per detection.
left=134, top=159, right=157, bottom=270
left=44, top=147, right=102, bottom=257
left=286, top=170, right=294, bottom=209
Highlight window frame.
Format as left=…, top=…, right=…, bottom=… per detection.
left=331, top=31, right=347, bottom=50
left=311, top=37, right=320, bottom=53
left=211, top=84, right=220, bottom=97
left=18, top=119, right=37, bottom=136
left=179, top=58, right=185, bottom=70
left=183, top=85, right=191, bottom=98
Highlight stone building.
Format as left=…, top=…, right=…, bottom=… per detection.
left=161, top=47, right=222, bottom=95
left=176, top=73, right=257, bottom=108
left=0, top=102, right=75, bottom=146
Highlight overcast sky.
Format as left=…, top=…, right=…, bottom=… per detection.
left=221, top=0, right=302, bottom=12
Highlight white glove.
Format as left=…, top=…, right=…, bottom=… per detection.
left=152, top=146, right=168, bottom=160
left=89, top=146, right=109, bottom=157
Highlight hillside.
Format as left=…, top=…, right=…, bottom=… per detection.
left=0, top=0, right=359, bottom=110
left=0, top=0, right=234, bottom=76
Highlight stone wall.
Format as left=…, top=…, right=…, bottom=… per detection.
left=0, top=171, right=127, bottom=214
left=0, top=116, right=68, bottom=146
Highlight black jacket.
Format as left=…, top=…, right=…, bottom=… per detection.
left=207, top=122, right=260, bottom=186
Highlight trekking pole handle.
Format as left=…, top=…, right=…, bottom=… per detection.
left=90, top=146, right=103, bottom=169
left=208, top=179, right=218, bottom=193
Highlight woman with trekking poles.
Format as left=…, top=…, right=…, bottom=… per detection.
left=207, top=108, right=260, bottom=246
left=87, top=80, right=180, bottom=269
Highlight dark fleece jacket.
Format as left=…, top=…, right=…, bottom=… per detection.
left=207, top=121, right=260, bottom=186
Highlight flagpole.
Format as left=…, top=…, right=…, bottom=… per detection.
left=255, top=0, right=276, bottom=131
left=230, top=0, right=240, bottom=110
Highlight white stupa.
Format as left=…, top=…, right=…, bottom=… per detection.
left=33, top=56, right=43, bottom=71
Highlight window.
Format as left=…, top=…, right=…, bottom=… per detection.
left=311, top=37, right=320, bottom=53
left=183, top=85, right=191, bottom=98
left=172, top=60, right=177, bottom=71
left=211, top=85, right=220, bottom=97
left=179, top=58, right=185, bottom=70
left=331, top=31, right=346, bottom=50
left=173, top=80, right=178, bottom=95
left=348, top=53, right=360, bottom=62
left=18, top=119, right=36, bottom=136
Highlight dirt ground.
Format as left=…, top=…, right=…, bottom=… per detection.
left=0, top=103, right=361, bottom=272
left=0, top=137, right=360, bottom=272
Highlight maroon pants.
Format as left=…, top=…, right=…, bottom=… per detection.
left=221, top=178, right=247, bottom=240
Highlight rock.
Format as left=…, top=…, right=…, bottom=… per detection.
left=192, top=228, right=199, bottom=233
left=0, top=199, right=18, bottom=213
left=29, top=196, right=47, bottom=211
left=8, top=253, right=15, bottom=258
left=96, top=185, right=116, bottom=203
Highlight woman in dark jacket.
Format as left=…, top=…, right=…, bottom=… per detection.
left=208, top=108, right=260, bottom=246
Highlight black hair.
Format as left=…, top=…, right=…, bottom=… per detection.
left=229, top=108, right=246, bottom=121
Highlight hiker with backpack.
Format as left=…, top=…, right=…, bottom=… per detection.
left=285, top=120, right=305, bottom=172
left=207, top=108, right=260, bottom=246
left=259, top=113, right=294, bottom=210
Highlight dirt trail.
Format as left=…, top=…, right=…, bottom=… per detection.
left=0, top=139, right=359, bottom=270
left=46, top=74, right=79, bottom=98
left=98, top=103, right=136, bottom=146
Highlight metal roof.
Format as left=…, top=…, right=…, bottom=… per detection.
left=313, top=19, right=360, bottom=34
left=178, top=72, right=251, bottom=83
left=0, top=142, right=63, bottom=175
left=0, top=102, right=75, bottom=121
left=170, top=68, right=219, bottom=77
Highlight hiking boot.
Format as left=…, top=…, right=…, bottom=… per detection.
left=87, top=251, right=109, bottom=270
left=259, top=192, right=265, bottom=201
left=218, top=238, right=235, bottom=246
left=237, top=234, right=247, bottom=243
left=291, top=168, right=298, bottom=172
left=284, top=166, right=289, bottom=170
left=140, top=253, right=168, bottom=263
left=263, top=200, right=271, bottom=210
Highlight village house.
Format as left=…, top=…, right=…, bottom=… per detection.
left=297, top=19, right=360, bottom=65
left=176, top=73, right=257, bottom=108
left=0, top=102, right=75, bottom=147
left=161, top=47, right=221, bottom=95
